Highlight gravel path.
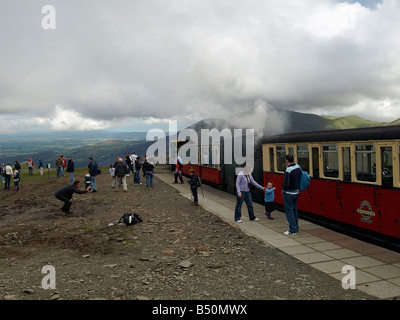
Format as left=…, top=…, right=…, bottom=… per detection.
left=0, top=165, right=375, bottom=301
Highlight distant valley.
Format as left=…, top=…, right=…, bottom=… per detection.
left=1, top=108, right=399, bottom=169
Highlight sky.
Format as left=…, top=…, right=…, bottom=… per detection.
left=1, top=0, right=399, bottom=134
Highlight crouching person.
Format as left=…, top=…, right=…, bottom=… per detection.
left=55, top=180, right=91, bottom=214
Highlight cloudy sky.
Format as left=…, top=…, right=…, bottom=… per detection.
left=1, top=0, right=399, bottom=134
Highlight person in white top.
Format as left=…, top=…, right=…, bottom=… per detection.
left=4, top=163, right=13, bottom=190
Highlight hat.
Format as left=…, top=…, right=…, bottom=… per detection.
left=189, top=168, right=195, bottom=173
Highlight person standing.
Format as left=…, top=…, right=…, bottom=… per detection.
left=264, top=182, right=276, bottom=220
left=109, top=163, right=116, bottom=188
left=234, top=164, right=265, bottom=223
left=282, top=155, right=302, bottom=235
left=66, top=157, right=75, bottom=184
left=56, top=156, right=63, bottom=178
left=134, top=156, right=142, bottom=185
left=142, top=158, right=155, bottom=187
left=27, top=158, right=34, bottom=176
left=4, top=163, right=13, bottom=190
left=0, top=163, right=5, bottom=183
left=88, top=157, right=99, bottom=192
left=37, top=158, right=44, bottom=176
left=114, top=157, right=128, bottom=192
left=173, top=154, right=183, bottom=184
left=14, top=160, right=21, bottom=172
left=61, top=155, right=67, bottom=177
left=13, top=167, right=20, bottom=191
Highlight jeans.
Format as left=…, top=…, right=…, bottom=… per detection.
left=90, top=176, right=97, bottom=191
left=4, top=174, right=11, bottom=190
left=145, top=171, right=153, bottom=187
left=283, top=192, right=299, bottom=233
left=134, top=170, right=141, bottom=184
left=234, top=191, right=256, bottom=221
left=69, top=172, right=74, bottom=184
left=57, top=166, right=62, bottom=178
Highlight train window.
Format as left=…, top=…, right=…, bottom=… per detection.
left=342, top=147, right=352, bottom=182
left=355, top=144, right=376, bottom=182
left=297, top=145, right=309, bottom=173
left=269, top=148, right=275, bottom=172
left=200, top=146, right=219, bottom=168
left=322, top=144, right=339, bottom=178
left=276, top=145, right=286, bottom=172
left=381, top=146, right=393, bottom=187
left=312, top=147, right=320, bottom=178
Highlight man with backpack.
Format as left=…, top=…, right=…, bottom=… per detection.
left=282, top=155, right=302, bottom=235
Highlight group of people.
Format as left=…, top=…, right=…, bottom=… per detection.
left=54, top=150, right=302, bottom=235
left=234, top=154, right=301, bottom=236
left=1, top=161, right=20, bottom=191
left=1, top=158, right=45, bottom=191
left=55, top=155, right=75, bottom=182
left=108, top=153, right=155, bottom=191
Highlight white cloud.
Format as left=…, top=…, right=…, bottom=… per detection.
left=0, top=0, right=399, bottom=131
left=32, top=105, right=112, bottom=131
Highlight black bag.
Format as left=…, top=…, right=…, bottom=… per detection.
left=121, top=213, right=143, bottom=226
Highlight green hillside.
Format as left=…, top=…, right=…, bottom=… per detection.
left=322, top=115, right=386, bottom=129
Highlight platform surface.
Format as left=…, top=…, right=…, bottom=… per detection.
left=157, top=173, right=400, bottom=299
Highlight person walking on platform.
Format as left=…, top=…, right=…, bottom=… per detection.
left=234, top=164, right=265, bottom=223
left=282, top=155, right=302, bottom=235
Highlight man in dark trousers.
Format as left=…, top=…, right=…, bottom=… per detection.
left=282, top=154, right=302, bottom=235
left=55, top=180, right=91, bottom=214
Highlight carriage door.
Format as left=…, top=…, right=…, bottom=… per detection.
left=381, top=147, right=393, bottom=188
left=312, top=147, right=320, bottom=178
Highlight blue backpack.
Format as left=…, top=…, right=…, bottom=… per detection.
left=299, top=168, right=311, bottom=191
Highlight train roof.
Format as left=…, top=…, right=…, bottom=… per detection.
left=261, top=125, right=400, bottom=144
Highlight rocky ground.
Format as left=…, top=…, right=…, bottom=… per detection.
left=0, top=165, right=375, bottom=302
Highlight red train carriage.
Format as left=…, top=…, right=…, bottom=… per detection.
left=262, top=126, right=400, bottom=249
left=179, top=143, right=222, bottom=187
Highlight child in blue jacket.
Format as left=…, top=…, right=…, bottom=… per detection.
left=264, top=182, right=276, bottom=220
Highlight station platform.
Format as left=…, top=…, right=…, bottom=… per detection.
left=156, top=173, right=400, bottom=299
